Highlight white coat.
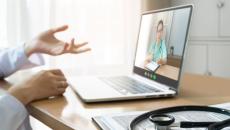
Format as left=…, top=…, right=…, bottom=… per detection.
left=0, top=45, right=44, bottom=130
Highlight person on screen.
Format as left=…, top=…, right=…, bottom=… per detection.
left=144, top=20, right=167, bottom=66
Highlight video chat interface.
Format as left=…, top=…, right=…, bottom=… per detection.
left=134, top=7, right=191, bottom=81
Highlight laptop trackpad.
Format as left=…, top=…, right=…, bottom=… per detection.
left=68, top=77, right=122, bottom=100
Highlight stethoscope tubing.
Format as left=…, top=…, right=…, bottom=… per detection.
left=180, top=121, right=216, bottom=128
left=129, top=105, right=230, bottom=130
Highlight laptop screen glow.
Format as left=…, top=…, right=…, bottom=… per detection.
left=134, top=5, right=193, bottom=89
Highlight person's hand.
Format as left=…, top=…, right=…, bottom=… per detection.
left=8, top=69, right=68, bottom=105
left=157, top=58, right=167, bottom=65
left=144, top=54, right=153, bottom=67
left=24, top=25, right=91, bottom=57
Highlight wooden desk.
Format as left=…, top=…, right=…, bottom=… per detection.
left=155, top=65, right=179, bottom=80
left=167, top=55, right=182, bottom=68
left=1, top=72, right=230, bottom=130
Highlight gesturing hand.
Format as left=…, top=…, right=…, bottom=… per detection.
left=25, top=25, right=91, bottom=56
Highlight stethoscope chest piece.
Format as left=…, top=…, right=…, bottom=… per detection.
left=149, top=114, right=175, bottom=130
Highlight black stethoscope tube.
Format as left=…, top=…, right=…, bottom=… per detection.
left=180, top=121, right=216, bottom=128
left=129, top=105, right=230, bottom=130
left=209, top=118, right=230, bottom=130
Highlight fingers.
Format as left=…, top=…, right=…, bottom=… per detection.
left=75, top=42, right=88, bottom=48
left=49, top=80, right=68, bottom=95
left=53, top=75, right=67, bottom=81
left=50, top=25, right=68, bottom=34
left=63, top=38, right=91, bottom=54
left=43, top=69, right=67, bottom=82
left=57, top=81, right=68, bottom=88
left=66, top=38, right=75, bottom=51
left=50, top=75, right=68, bottom=95
left=64, top=42, right=69, bottom=50
left=49, top=69, right=65, bottom=76
left=68, top=38, right=88, bottom=49
left=71, top=38, right=75, bottom=46
left=73, top=48, right=91, bottom=54
left=56, top=81, right=68, bottom=94
left=57, top=87, right=67, bottom=94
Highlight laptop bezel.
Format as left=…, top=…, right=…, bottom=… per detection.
left=132, top=5, right=193, bottom=91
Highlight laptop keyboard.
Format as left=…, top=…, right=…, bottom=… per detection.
left=99, top=76, right=161, bottom=95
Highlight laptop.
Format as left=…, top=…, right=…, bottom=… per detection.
left=69, top=5, right=193, bottom=102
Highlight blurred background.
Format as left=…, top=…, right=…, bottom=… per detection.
left=0, top=0, right=230, bottom=129
left=1, top=0, right=230, bottom=78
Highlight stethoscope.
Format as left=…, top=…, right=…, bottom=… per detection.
left=129, top=105, right=230, bottom=130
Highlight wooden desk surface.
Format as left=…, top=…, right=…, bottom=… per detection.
left=155, top=65, right=179, bottom=80
left=1, top=71, right=230, bottom=130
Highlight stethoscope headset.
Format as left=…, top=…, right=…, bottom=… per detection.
left=129, top=105, right=230, bottom=130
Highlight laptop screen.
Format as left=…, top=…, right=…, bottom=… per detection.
left=134, top=5, right=193, bottom=90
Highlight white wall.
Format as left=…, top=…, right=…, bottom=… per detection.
left=170, top=0, right=230, bottom=78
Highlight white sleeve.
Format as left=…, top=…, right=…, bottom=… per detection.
left=0, top=44, right=44, bottom=78
left=0, top=94, right=32, bottom=130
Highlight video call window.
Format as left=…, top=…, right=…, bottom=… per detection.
left=134, top=8, right=191, bottom=81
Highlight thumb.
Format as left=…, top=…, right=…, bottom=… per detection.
left=50, top=25, right=68, bottom=34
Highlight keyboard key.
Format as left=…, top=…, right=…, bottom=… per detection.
left=99, top=76, right=161, bottom=95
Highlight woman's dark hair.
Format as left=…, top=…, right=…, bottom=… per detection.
left=157, top=20, right=164, bottom=30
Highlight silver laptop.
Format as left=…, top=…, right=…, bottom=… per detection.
left=69, top=5, right=193, bottom=102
